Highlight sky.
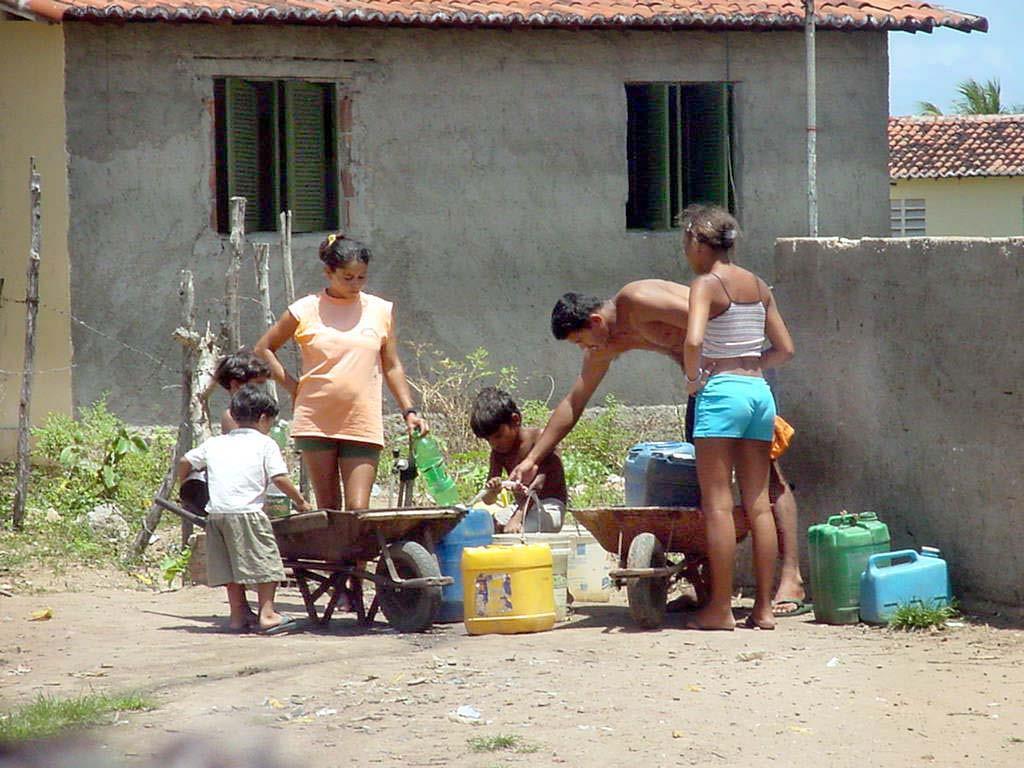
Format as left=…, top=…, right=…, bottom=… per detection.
left=888, top=0, right=1024, bottom=115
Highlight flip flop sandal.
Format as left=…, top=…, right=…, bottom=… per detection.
left=260, top=616, right=301, bottom=636
left=772, top=599, right=813, bottom=618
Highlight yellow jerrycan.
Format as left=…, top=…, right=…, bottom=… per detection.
left=461, top=543, right=556, bottom=635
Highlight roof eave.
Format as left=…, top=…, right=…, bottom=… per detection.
left=1, top=2, right=989, bottom=33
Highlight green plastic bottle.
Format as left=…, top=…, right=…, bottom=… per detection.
left=411, top=432, right=459, bottom=507
left=269, top=419, right=289, bottom=452
left=807, top=511, right=891, bottom=625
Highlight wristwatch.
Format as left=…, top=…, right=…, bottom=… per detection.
left=402, top=408, right=419, bottom=418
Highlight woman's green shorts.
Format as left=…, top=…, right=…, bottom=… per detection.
left=293, top=436, right=382, bottom=460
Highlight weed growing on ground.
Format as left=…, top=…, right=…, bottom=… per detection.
left=467, top=734, right=538, bottom=754
left=888, top=600, right=959, bottom=630
left=0, top=692, right=153, bottom=743
left=0, top=399, right=174, bottom=575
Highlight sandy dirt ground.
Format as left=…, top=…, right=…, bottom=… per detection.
left=2, top=580, right=1023, bottom=768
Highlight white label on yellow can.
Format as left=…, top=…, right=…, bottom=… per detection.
left=474, top=572, right=514, bottom=617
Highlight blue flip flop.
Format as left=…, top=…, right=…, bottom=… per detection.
left=260, top=615, right=301, bottom=636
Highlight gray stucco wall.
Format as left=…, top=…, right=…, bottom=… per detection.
left=62, top=24, right=889, bottom=423
left=774, top=237, right=1024, bottom=605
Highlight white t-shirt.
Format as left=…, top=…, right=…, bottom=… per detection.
left=183, top=428, right=288, bottom=514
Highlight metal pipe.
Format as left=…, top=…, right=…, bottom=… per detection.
left=805, top=0, right=819, bottom=236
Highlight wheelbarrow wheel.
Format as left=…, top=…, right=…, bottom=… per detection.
left=375, top=540, right=442, bottom=633
left=626, top=533, right=668, bottom=629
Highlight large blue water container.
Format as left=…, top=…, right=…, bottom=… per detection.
left=624, top=442, right=689, bottom=506
left=646, top=444, right=700, bottom=507
left=859, top=548, right=951, bottom=624
left=436, top=508, right=494, bottom=622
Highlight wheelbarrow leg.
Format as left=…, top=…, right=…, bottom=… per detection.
left=365, top=593, right=381, bottom=625
left=293, top=569, right=324, bottom=624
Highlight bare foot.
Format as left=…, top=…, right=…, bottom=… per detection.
left=741, top=614, right=776, bottom=630
left=683, top=607, right=736, bottom=631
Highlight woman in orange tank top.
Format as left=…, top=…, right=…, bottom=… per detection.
left=255, top=234, right=428, bottom=511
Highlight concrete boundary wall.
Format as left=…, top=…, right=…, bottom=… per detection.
left=774, top=237, right=1024, bottom=605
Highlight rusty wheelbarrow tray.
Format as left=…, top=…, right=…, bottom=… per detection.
left=570, top=505, right=752, bottom=629
left=155, top=498, right=465, bottom=633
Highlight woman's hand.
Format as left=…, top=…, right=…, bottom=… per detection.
left=405, top=412, right=429, bottom=436
left=485, top=477, right=503, bottom=492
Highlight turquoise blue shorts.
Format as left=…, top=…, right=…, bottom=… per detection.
left=694, top=374, right=776, bottom=442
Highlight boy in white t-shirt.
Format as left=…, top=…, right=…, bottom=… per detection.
left=177, top=385, right=311, bottom=634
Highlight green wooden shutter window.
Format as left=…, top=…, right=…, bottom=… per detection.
left=225, top=79, right=263, bottom=233
left=626, top=84, right=672, bottom=230
left=283, top=82, right=331, bottom=233
left=683, top=83, right=732, bottom=211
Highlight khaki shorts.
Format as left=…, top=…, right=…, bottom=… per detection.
left=205, top=511, right=285, bottom=587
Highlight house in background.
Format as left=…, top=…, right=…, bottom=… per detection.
left=889, top=114, right=1024, bottom=236
left=0, top=1, right=986, bottom=449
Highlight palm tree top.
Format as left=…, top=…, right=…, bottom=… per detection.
left=916, top=78, right=1023, bottom=116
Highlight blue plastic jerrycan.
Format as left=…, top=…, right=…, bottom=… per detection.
left=435, top=508, right=494, bottom=623
left=859, top=548, right=952, bottom=624
left=623, top=442, right=691, bottom=506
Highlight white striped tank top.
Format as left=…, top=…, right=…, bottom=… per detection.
left=702, top=272, right=766, bottom=359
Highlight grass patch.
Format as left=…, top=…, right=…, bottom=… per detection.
left=468, top=734, right=538, bottom=754
left=0, top=692, right=154, bottom=743
left=888, top=600, right=959, bottom=631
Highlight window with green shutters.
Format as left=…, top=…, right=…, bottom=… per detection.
left=215, top=78, right=338, bottom=234
left=626, top=83, right=735, bottom=231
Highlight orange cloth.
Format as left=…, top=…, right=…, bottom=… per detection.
left=770, top=415, right=795, bottom=461
left=288, top=291, right=392, bottom=447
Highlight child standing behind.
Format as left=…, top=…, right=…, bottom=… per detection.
left=177, top=385, right=311, bottom=634
left=213, top=349, right=273, bottom=433
left=470, top=387, right=567, bottom=534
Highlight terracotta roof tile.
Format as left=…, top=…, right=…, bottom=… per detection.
left=6, top=0, right=987, bottom=31
left=889, top=115, right=1024, bottom=179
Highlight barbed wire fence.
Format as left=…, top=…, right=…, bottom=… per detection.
left=3, top=187, right=300, bottom=540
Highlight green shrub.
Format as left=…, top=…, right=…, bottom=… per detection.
left=0, top=399, right=174, bottom=570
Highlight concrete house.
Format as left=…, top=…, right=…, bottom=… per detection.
left=0, top=1, right=985, bottom=450
left=889, top=114, right=1024, bottom=237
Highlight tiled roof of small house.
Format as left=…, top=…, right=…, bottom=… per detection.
left=889, top=115, right=1024, bottom=179
left=4, top=0, right=987, bottom=31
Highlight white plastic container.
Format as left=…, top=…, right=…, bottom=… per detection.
left=492, top=533, right=571, bottom=621
left=567, top=531, right=613, bottom=603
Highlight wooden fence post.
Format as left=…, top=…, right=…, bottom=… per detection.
left=11, top=159, right=42, bottom=531
left=223, top=196, right=245, bottom=351
left=132, top=270, right=202, bottom=555
left=279, top=210, right=308, bottom=496
left=253, top=242, right=278, bottom=400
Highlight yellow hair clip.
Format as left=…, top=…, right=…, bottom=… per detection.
left=325, top=233, right=338, bottom=247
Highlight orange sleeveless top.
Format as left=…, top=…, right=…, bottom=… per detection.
left=288, top=291, right=392, bottom=447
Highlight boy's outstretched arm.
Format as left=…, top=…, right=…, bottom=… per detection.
left=510, top=353, right=610, bottom=486
left=272, top=474, right=313, bottom=512
left=479, top=453, right=505, bottom=505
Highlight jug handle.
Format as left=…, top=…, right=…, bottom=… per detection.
left=826, top=513, right=858, bottom=527
left=866, top=549, right=919, bottom=573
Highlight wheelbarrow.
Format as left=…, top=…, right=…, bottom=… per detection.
left=570, top=505, right=752, bottom=629
left=154, top=497, right=466, bottom=633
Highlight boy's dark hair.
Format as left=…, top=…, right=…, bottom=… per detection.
left=214, top=349, right=271, bottom=391
left=470, top=387, right=521, bottom=438
left=551, top=293, right=603, bottom=340
left=319, top=233, right=372, bottom=270
left=229, top=384, right=279, bottom=425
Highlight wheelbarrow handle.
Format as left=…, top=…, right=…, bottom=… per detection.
left=154, top=496, right=207, bottom=530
